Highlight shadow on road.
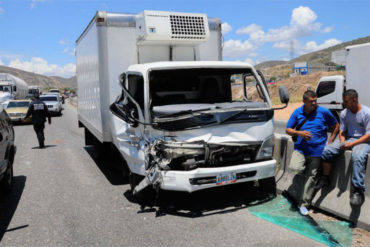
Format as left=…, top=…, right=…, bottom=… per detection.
left=125, top=182, right=275, bottom=218
left=31, top=145, right=57, bottom=150
left=0, top=176, right=27, bottom=242
left=83, top=146, right=127, bottom=186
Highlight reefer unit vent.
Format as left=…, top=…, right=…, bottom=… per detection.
left=136, top=10, right=210, bottom=45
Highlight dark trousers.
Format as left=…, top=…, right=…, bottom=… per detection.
left=33, top=123, right=45, bottom=148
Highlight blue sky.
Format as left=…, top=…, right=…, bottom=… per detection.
left=0, top=0, right=369, bottom=78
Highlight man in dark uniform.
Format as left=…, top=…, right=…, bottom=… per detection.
left=24, top=92, right=51, bottom=148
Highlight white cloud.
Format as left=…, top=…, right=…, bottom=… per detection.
left=236, top=24, right=262, bottom=35
left=223, top=6, right=337, bottom=61
left=221, top=22, right=232, bottom=35
left=31, top=0, right=48, bottom=9
left=0, top=59, right=3, bottom=65
left=59, top=40, right=67, bottom=45
left=62, top=47, right=70, bottom=53
left=8, top=57, right=75, bottom=78
left=249, top=52, right=258, bottom=58
left=303, top=39, right=342, bottom=53
left=290, top=6, right=317, bottom=28
left=242, top=6, right=331, bottom=46
left=244, top=58, right=255, bottom=65
left=321, top=27, right=333, bottom=33
left=223, top=39, right=256, bottom=58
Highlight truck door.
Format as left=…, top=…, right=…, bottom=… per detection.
left=110, top=74, right=146, bottom=175
left=316, top=79, right=343, bottom=110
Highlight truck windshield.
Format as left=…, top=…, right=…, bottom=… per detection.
left=150, top=68, right=268, bottom=118
left=28, top=89, right=40, bottom=94
left=0, top=86, right=10, bottom=92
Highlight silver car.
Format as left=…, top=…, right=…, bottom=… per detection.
left=40, top=94, right=62, bottom=116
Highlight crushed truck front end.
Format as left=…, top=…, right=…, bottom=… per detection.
left=110, top=61, right=279, bottom=195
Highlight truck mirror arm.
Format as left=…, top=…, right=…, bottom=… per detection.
left=272, top=103, right=289, bottom=110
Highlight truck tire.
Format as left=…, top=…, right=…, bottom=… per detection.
left=84, top=128, right=94, bottom=146
left=258, top=176, right=276, bottom=197
left=93, top=138, right=104, bottom=160
left=129, top=172, right=155, bottom=204
left=0, top=160, right=13, bottom=193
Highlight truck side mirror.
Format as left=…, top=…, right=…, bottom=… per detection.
left=279, top=86, right=289, bottom=104
left=273, top=86, right=290, bottom=110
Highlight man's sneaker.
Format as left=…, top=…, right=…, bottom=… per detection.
left=350, top=191, right=364, bottom=206
left=299, top=206, right=309, bottom=216
left=315, top=176, right=329, bottom=190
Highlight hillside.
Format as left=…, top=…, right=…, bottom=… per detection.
left=256, top=35, right=370, bottom=77
left=0, top=65, right=76, bottom=89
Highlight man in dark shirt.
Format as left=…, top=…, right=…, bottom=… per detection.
left=25, top=92, right=51, bottom=148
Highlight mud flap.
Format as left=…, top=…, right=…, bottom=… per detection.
left=133, top=166, right=162, bottom=195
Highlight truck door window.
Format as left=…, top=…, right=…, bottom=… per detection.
left=128, top=75, right=144, bottom=110
left=316, top=81, right=335, bottom=98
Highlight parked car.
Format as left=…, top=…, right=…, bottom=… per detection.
left=0, top=107, right=16, bottom=193
left=5, top=99, right=31, bottom=122
left=49, top=89, right=65, bottom=104
left=40, top=94, right=62, bottom=116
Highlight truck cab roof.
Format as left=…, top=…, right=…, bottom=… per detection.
left=127, top=61, right=254, bottom=75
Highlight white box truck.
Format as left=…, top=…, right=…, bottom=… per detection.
left=0, top=73, right=28, bottom=102
left=316, top=43, right=370, bottom=113
left=76, top=10, right=289, bottom=201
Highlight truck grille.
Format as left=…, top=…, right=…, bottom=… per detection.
left=47, top=105, right=53, bottom=108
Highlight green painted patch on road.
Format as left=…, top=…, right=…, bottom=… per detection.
left=249, top=196, right=353, bottom=247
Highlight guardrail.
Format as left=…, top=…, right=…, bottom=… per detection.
left=274, top=136, right=370, bottom=230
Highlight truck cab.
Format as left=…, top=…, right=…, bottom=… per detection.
left=109, top=61, right=288, bottom=194
left=316, top=75, right=345, bottom=110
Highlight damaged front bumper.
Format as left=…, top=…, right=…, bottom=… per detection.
left=160, top=159, right=276, bottom=192
left=133, top=139, right=276, bottom=194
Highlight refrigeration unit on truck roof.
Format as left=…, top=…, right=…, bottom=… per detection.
left=136, top=10, right=210, bottom=45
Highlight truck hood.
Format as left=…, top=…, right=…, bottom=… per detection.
left=151, top=120, right=274, bottom=143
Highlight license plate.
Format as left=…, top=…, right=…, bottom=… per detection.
left=216, top=172, right=236, bottom=185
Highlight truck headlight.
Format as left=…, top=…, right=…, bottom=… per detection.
left=255, top=135, right=274, bottom=160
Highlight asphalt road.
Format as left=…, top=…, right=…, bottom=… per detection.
left=0, top=103, right=323, bottom=247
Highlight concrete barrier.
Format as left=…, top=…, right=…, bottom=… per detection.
left=68, top=96, right=78, bottom=108
left=274, top=135, right=370, bottom=230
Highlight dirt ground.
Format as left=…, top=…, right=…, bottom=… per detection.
left=310, top=210, right=370, bottom=246
left=274, top=102, right=303, bottom=121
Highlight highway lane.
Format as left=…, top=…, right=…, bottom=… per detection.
left=0, top=103, right=323, bottom=246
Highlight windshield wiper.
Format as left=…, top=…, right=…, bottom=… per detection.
left=218, top=109, right=248, bottom=125
left=158, top=107, right=213, bottom=118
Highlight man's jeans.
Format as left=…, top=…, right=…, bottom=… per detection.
left=321, top=138, right=370, bottom=192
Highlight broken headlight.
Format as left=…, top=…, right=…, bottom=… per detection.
left=255, top=135, right=274, bottom=160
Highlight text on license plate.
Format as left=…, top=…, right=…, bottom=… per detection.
left=216, top=172, right=237, bottom=185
